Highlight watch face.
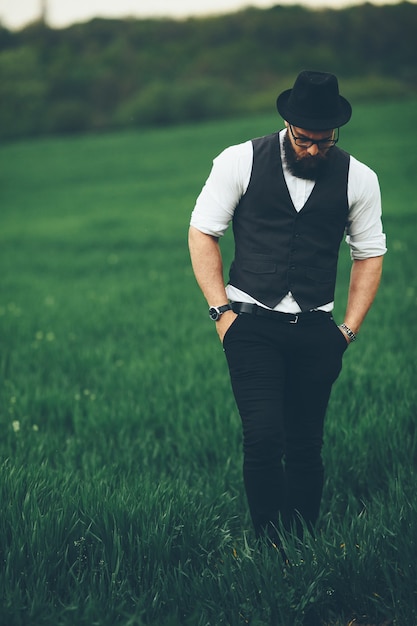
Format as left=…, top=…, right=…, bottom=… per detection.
left=209, top=307, right=219, bottom=321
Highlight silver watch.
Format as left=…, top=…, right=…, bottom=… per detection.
left=208, top=304, right=232, bottom=321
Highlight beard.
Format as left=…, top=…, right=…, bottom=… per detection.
left=283, top=131, right=332, bottom=181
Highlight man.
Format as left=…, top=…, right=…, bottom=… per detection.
left=188, top=70, right=386, bottom=542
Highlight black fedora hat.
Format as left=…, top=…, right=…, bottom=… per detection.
left=276, top=70, right=352, bottom=130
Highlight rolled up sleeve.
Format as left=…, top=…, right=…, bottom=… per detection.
left=346, top=157, right=387, bottom=260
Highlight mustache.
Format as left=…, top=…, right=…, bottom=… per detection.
left=298, top=151, right=327, bottom=161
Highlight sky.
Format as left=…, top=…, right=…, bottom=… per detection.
left=0, top=0, right=406, bottom=30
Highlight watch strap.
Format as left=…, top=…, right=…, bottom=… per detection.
left=216, top=304, right=232, bottom=315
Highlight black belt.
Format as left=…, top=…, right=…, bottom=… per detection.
left=231, top=302, right=331, bottom=324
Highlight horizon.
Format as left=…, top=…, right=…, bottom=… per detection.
left=0, top=0, right=410, bottom=31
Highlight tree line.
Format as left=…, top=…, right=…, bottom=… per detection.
left=0, top=2, right=416, bottom=140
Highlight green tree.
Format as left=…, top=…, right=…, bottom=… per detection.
left=0, top=46, right=47, bottom=138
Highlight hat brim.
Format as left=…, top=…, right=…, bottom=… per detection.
left=276, top=89, right=352, bottom=130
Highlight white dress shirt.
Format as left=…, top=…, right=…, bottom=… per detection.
left=190, top=129, right=387, bottom=313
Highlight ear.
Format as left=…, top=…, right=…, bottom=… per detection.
left=284, top=121, right=289, bottom=128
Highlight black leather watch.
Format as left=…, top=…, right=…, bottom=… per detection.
left=208, top=304, right=232, bottom=321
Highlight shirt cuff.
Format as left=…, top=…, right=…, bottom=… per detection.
left=346, top=234, right=387, bottom=260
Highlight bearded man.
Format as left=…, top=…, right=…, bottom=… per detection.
left=188, top=70, right=386, bottom=542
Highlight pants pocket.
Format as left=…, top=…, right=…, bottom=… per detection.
left=330, top=318, right=349, bottom=352
left=222, top=313, right=244, bottom=347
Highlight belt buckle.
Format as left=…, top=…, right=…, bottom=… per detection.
left=290, top=315, right=299, bottom=324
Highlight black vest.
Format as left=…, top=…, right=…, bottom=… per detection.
left=228, top=132, right=350, bottom=310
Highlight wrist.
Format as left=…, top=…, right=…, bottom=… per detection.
left=339, top=322, right=357, bottom=342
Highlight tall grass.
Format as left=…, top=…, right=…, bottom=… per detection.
left=0, top=100, right=416, bottom=625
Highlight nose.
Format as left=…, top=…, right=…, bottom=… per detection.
left=307, top=143, right=319, bottom=156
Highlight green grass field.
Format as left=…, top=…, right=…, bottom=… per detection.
left=0, top=100, right=416, bottom=626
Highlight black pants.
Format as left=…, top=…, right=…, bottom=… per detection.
left=223, top=308, right=348, bottom=539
